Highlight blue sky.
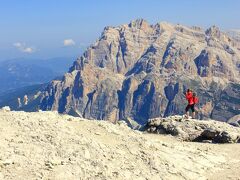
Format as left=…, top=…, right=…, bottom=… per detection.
left=0, top=0, right=240, bottom=60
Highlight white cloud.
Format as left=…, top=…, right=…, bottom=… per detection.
left=63, top=39, right=75, bottom=46
left=22, top=47, right=34, bottom=53
left=13, top=42, right=35, bottom=53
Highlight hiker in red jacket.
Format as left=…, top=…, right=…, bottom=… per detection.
left=185, top=89, right=199, bottom=119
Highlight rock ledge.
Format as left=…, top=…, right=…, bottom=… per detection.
left=146, top=115, right=240, bottom=143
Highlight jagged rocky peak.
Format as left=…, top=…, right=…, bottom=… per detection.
left=191, top=25, right=203, bottom=31
left=205, top=25, right=233, bottom=44
left=206, top=25, right=221, bottom=37
left=70, top=19, right=160, bottom=75
left=128, top=18, right=150, bottom=29
left=175, top=23, right=203, bottom=34
left=36, top=19, right=240, bottom=124
left=70, top=20, right=239, bottom=76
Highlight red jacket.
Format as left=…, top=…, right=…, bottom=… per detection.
left=186, top=92, right=198, bottom=105
left=186, top=92, right=193, bottom=105
left=193, top=96, right=199, bottom=104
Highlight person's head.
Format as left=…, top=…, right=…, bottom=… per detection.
left=187, top=89, right=191, bottom=92
left=193, top=92, right=196, bottom=97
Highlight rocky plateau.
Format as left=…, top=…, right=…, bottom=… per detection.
left=0, top=107, right=240, bottom=180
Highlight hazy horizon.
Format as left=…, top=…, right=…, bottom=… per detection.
left=1, top=0, right=240, bottom=60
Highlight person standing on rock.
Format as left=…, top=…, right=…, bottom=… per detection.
left=185, top=89, right=198, bottom=119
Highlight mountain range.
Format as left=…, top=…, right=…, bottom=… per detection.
left=3, top=19, right=240, bottom=125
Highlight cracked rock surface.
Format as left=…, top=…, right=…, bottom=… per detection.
left=146, top=115, right=240, bottom=143
left=0, top=110, right=240, bottom=179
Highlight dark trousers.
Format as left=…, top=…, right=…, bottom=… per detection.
left=185, top=104, right=195, bottom=112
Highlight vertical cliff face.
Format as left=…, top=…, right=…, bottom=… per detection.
left=39, top=19, right=240, bottom=124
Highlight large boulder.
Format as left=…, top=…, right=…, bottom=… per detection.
left=146, top=116, right=240, bottom=143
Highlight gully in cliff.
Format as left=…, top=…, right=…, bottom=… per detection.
left=185, top=89, right=199, bottom=119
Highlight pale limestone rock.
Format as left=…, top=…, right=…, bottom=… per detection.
left=0, top=110, right=237, bottom=179
left=0, top=106, right=11, bottom=112
left=147, top=116, right=240, bottom=143
left=35, top=20, right=240, bottom=124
